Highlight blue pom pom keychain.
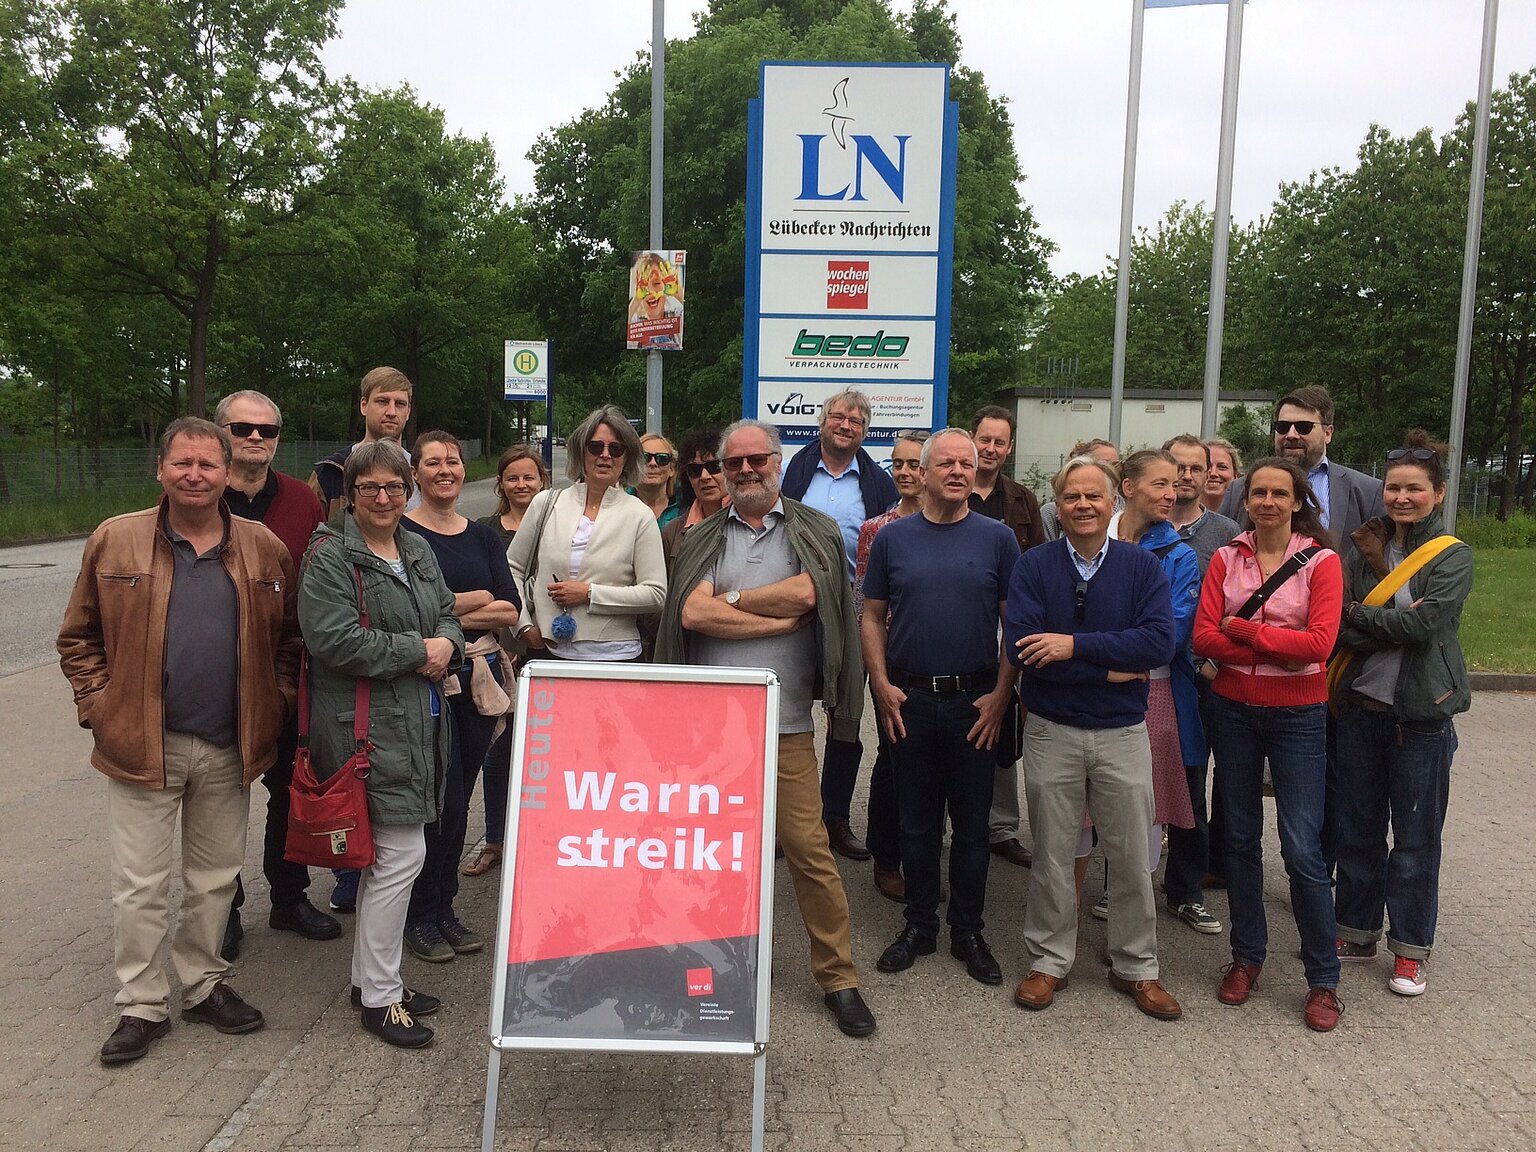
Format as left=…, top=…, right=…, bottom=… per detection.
left=550, top=572, right=578, bottom=642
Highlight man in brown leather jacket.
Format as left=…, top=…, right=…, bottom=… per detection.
left=57, top=417, right=302, bottom=1066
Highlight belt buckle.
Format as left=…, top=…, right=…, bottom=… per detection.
left=932, top=674, right=960, bottom=693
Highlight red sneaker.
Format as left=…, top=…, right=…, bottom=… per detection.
left=1217, top=960, right=1262, bottom=1006
left=1304, top=987, right=1344, bottom=1032
left=1389, top=956, right=1427, bottom=997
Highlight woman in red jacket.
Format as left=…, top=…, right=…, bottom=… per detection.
left=1193, top=457, right=1344, bottom=1032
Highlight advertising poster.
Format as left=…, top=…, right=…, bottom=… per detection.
left=742, top=63, right=958, bottom=451
left=492, top=664, right=776, bottom=1052
left=626, top=249, right=686, bottom=350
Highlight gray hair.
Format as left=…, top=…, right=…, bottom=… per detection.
left=158, top=417, right=231, bottom=466
left=566, top=405, right=644, bottom=487
left=822, top=388, right=872, bottom=426
left=1052, top=455, right=1120, bottom=498
left=212, top=390, right=282, bottom=427
left=919, top=427, right=977, bottom=469
left=344, top=440, right=414, bottom=503
left=718, top=419, right=783, bottom=458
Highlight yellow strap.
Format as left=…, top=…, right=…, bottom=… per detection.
left=1326, top=534, right=1463, bottom=707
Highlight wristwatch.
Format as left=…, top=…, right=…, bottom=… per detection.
left=725, top=590, right=741, bottom=606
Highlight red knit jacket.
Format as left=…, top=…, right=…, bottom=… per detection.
left=259, top=471, right=325, bottom=567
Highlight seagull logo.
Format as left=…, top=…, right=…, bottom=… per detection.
left=822, top=78, right=854, bottom=149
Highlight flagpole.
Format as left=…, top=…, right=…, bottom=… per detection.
left=1108, top=0, right=1147, bottom=447
left=1197, top=0, right=1245, bottom=438
left=1445, top=0, right=1498, bottom=532
left=646, top=0, right=665, bottom=435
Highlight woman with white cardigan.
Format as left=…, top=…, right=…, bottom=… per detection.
left=508, top=406, right=666, bottom=661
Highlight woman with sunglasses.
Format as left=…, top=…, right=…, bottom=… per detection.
left=1194, top=456, right=1344, bottom=1031
left=508, top=405, right=666, bottom=662
left=661, top=426, right=728, bottom=568
left=630, top=434, right=681, bottom=527
left=1332, top=432, right=1472, bottom=999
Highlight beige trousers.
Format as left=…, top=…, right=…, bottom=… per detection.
left=108, top=732, right=249, bottom=1020
left=777, top=732, right=859, bottom=993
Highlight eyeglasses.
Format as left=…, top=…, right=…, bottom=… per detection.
left=826, top=412, right=867, bottom=428
left=1386, top=447, right=1438, bottom=463
left=641, top=451, right=674, bottom=467
left=223, top=421, right=280, bottom=440
left=1175, top=463, right=1206, bottom=475
left=1074, top=580, right=1089, bottom=627
left=1273, top=420, right=1320, bottom=436
left=585, top=441, right=628, bottom=459
left=354, top=481, right=407, bottom=499
left=685, top=459, right=723, bottom=479
left=721, top=453, right=776, bottom=473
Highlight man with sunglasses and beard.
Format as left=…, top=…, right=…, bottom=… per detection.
left=213, top=391, right=339, bottom=960
left=1219, top=386, right=1384, bottom=548
left=657, top=420, right=876, bottom=1040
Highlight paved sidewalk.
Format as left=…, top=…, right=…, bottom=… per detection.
left=3, top=662, right=1533, bottom=1151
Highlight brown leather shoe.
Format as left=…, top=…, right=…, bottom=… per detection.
left=824, top=819, right=871, bottom=861
left=990, top=838, right=1033, bottom=868
left=873, top=863, right=904, bottom=903
left=1108, top=972, right=1182, bottom=1020
left=1217, top=960, right=1262, bottom=1006
left=1013, top=970, right=1066, bottom=1010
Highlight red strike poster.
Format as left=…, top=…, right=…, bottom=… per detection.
left=498, top=672, right=770, bottom=1045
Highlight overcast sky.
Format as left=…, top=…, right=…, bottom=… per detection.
left=321, top=0, right=1536, bottom=279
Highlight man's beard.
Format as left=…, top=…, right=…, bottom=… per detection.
left=728, top=477, right=778, bottom=516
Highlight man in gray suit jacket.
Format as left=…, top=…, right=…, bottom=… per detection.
left=1219, top=385, right=1385, bottom=552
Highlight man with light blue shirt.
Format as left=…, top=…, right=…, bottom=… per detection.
left=781, top=389, right=898, bottom=862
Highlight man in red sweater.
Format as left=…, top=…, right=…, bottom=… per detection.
left=215, top=391, right=339, bottom=955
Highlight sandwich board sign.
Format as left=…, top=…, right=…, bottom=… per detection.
left=482, top=660, right=779, bottom=1152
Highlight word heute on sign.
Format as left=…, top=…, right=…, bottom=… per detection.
left=826, top=259, right=870, bottom=309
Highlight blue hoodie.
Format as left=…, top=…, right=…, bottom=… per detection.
left=1136, top=519, right=1205, bottom=766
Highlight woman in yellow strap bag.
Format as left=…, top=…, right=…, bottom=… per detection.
left=1330, top=431, right=1473, bottom=1000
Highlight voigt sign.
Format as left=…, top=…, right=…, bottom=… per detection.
left=744, top=63, right=957, bottom=450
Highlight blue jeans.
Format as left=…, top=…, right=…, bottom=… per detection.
left=1208, top=695, right=1339, bottom=988
left=1333, top=708, right=1455, bottom=960
left=475, top=725, right=512, bottom=846
left=406, top=691, right=496, bottom=926
left=865, top=725, right=901, bottom=871
left=890, top=687, right=994, bottom=938
left=820, top=732, right=863, bottom=823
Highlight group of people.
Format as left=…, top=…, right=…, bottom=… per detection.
left=60, top=371, right=1471, bottom=1066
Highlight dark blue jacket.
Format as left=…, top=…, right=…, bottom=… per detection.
left=781, top=438, right=898, bottom=521
left=1005, top=537, right=1175, bottom=730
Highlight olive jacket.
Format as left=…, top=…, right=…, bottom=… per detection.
left=298, top=517, right=463, bottom=826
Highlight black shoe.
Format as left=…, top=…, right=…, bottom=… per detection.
left=351, top=984, right=440, bottom=1017
left=950, top=932, right=1003, bottom=985
left=822, top=988, right=876, bottom=1038
left=270, top=898, right=343, bottom=941
left=100, top=1015, right=171, bottom=1065
left=181, top=982, right=264, bottom=1034
left=438, top=914, right=484, bottom=955
left=876, top=925, right=937, bottom=973
left=825, top=818, right=872, bottom=861
left=361, top=1002, right=434, bottom=1048
left=220, top=910, right=243, bottom=962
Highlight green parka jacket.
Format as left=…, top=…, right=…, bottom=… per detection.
left=1336, top=508, right=1474, bottom=724
left=298, top=516, right=464, bottom=825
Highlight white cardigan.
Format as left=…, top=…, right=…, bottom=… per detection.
left=507, top=483, right=667, bottom=645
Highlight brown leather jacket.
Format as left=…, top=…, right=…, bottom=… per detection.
left=57, top=499, right=302, bottom=788
left=994, top=475, right=1046, bottom=553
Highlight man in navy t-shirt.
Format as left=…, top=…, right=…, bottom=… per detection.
left=861, top=429, right=1020, bottom=987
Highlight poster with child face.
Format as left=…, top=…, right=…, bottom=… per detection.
left=626, top=250, right=685, bottom=350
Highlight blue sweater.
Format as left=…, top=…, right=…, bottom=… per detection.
left=1005, top=537, right=1175, bottom=730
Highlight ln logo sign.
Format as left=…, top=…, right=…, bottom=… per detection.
left=796, top=78, right=909, bottom=203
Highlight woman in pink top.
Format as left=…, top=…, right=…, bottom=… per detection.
left=1193, top=457, right=1344, bottom=1032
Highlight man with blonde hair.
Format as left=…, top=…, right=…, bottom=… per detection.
left=308, top=367, right=417, bottom=521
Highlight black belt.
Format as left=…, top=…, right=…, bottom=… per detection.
left=1348, top=692, right=1393, bottom=714
left=887, top=667, right=995, bottom=695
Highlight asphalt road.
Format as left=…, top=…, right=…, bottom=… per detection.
left=0, top=475, right=508, bottom=680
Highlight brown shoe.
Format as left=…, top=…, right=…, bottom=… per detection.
left=1108, top=972, right=1182, bottom=1020
left=873, top=863, right=904, bottom=903
left=990, top=838, right=1033, bottom=868
left=1217, top=960, right=1262, bottom=1006
left=462, top=844, right=502, bottom=877
left=1013, top=970, right=1066, bottom=1010
left=824, top=819, right=871, bottom=861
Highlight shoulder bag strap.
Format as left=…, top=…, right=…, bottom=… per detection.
left=1234, top=545, right=1322, bottom=621
left=352, top=566, right=372, bottom=754
left=521, top=488, right=560, bottom=601
left=1358, top=535, right=1462, bottom=609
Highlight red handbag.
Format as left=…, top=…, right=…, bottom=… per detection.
left=285, top=568, right=376, bottom=870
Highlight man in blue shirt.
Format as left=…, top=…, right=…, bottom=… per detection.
left=862, top=429, right=1020, bottom=987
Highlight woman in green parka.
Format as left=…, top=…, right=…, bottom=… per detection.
left=298, top=441, right=463, bottom=1050
left=1332, top=430, right=1473, bottom=1000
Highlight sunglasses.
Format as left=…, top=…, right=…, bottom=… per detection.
left=1273, top=420, right=1320, bottom=436
left=585, top=440, right=628, bottom=458
left=1386, top=447, right=1438, bottom=463
left=223, top=421, right=280, bottom=440
left=1074, top=579, right=1089, bottom=627
left=685, top=459, right=723, bottom=479
left=721, top=453, right=775, bottom=473
left=642, top=451, right=674, bottom=467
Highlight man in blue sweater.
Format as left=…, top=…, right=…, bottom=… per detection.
left=1005, top=455, right=1182, bottom=1020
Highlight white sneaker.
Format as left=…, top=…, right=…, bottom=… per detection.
left=1091, top=893, right=1109, bottom=921
left=1389, top=955, right=1427, bottom=997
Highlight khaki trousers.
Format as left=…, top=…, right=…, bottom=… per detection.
left=108, top=732, right=249, bottom=1020
left=776, top=732, right=859, bottom=992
